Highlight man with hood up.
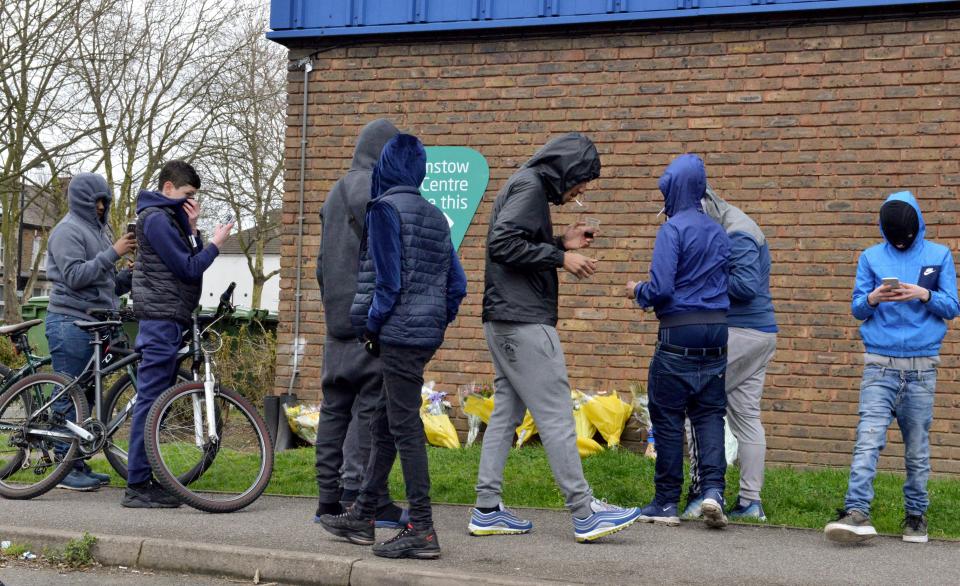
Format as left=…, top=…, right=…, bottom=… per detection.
left=45, top=172, right=136, bottom=491
left=125, top=160, right=232, bottom=508
left=313, top=118, right=407, bottom=528
left=825, top=192, right=958, bottom=545
left=318, top=133, right=467, bottom=560
left=681, top=186, right=778, bottom=522
left=625, top=153, right=731, bottom=529
left=468, top=132, right=642, bottom=544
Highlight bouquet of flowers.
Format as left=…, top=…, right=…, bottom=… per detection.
left=420, top=382, right=460, bottom=449
left=459, top=382, right=494, bottom=447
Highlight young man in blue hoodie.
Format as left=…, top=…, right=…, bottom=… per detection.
left=123, top=160, right=233, bottom=508
left=45, top=172, right=136, bottom=491
left=825, top=192, right=958, bottom=544
left=318, top=134, right=467, bottom=559
left=625, top=154, right=731, bottom=529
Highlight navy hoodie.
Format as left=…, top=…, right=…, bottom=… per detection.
left=635, top=154, right=730, bottom=324
left=132, top=190, right=218, bottom=324
left=362, top=135, right=467, bottom=337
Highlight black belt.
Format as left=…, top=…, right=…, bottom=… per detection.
left=656, top=342, right=727, bottom=357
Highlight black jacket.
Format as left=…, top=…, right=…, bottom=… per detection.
left=317, top=119, right=400, bottom=340
left=482, top=133, right=601, bottom=325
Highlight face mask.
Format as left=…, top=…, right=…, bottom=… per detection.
left=880, top=200, right=919, bottom=250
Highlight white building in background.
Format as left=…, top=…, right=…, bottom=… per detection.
left=200, top=220, right=281, bottom=313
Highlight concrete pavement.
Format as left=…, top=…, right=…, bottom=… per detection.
left=1, top=488, right=958, bottom=585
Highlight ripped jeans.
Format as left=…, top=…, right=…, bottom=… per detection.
left=844, top=364, right=935, bottom=516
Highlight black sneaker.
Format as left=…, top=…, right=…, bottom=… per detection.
left=121, top=479, right=181, bottom=509
left=903, top=513, right=928, bottom=543
left=372, top=523, right=441, bottom=560
left=824, top=509, right=876, bottom=543
left=318, top=507, right=375, bottom=545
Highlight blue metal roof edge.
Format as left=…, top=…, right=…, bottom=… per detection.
left=266, top=0, right=951, bottom=41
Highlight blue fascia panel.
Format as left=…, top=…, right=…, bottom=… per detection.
left=267, top=0, right=954, bottom=40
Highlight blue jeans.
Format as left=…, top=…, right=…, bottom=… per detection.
left=844, top=365, right=935, bottom=516
left=647, top=324, right=728, bottom=505
left=127, top=320, right=183, bottom=485
left=46, top=312, right=94, bottom=466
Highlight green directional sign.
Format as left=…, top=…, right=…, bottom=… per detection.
left=421, top=146, right=489, bottom=251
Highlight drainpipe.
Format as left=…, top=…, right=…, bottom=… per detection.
left=286, top=56, right=313, bottom=398
left=272, top=56, right=313, bottom=451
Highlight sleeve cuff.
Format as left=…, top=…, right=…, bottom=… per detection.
left=98, top=248, right=121, bottom=267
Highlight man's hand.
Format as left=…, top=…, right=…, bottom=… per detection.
left=624, top=280, right=639, bottom=300
left=210, top=221, right=235, bottom=248
left=562, top=252, right=597, bottom=279
left=562, top=221, right=594, bottom=250
left=881, top=282, right=931, bottom=303
left=113, top=232, right=136, bottom=257
left=183, top=198, right=200, bottom=232
left=360, top=329, right=380, bottom=357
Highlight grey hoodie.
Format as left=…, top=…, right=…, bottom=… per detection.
left=317, top=119, right=400, bottom=339
left=46, top=173, right=131, bottom=320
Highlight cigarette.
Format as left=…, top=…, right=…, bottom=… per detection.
left=656, top=207, right=665, bottom=218
left=575, top=198, right=584, bottom=207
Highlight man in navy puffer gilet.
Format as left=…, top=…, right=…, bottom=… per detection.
left=320, top=134, right=466, bottom=559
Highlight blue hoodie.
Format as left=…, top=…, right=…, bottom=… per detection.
left=635, top=154, right=730, bottom=324
left=852, top=191, right=959, bottom=357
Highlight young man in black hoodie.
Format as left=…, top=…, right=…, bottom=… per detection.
left=123, top=160, right=232, bottom=508
left=313, top=118, right=406, bottom=527
left=469, top=133, right=641, bottom=542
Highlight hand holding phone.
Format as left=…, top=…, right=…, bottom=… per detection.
left=126, top=221, right=137, bottom=235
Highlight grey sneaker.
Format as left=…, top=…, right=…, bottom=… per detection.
left=824, top=509, right=877, bottom=543
left=902, top=514, right=928, bottom=543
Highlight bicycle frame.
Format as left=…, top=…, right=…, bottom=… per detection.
left=0, top=331, right=52, bottom=394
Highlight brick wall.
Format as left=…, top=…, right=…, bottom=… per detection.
left=273, top=9, right=960, bottom=474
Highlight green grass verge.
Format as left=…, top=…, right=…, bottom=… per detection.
left=88, top=445, right=960, bottom=539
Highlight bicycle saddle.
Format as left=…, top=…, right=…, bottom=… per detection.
left=73, top=320, right=122, bottom=332
left=0, top=319, right=42, bottom=337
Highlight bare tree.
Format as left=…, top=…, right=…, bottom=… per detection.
left=0, top=0, right=99, bottom=322
left=67, top=0, right=248, bottom=237
left=197, top=7, right=285, bottom=310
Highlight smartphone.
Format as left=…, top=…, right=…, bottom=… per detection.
left=126, top=221, right=136, bottom=235
left=222, top=215, right=234, bottom=225
left=882, top=277, right=900, bottom=289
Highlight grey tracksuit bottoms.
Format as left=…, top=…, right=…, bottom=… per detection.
left=475, top=321, right=594, bottom=518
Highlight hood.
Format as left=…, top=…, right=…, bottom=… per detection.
left=701, top=185, right=766, bottom=245
left=136, top=189, right=193, bottom=236
left=522, top=133, right=601, bottom=205
left=371, top=134, right=427, bottom=199
left=68, top=173, right=112, bottom=227
left=351, top=119, right=401, bottom=172
left=659, top=154, right=706, bottom=217
left=879, top=191, right=925, bottom=252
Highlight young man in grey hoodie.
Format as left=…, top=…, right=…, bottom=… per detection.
left=682, top=186, right=778, bottom=522
left=45, top=172, right=136, bottom=491
left=313, top=118, right=406, bottom=527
